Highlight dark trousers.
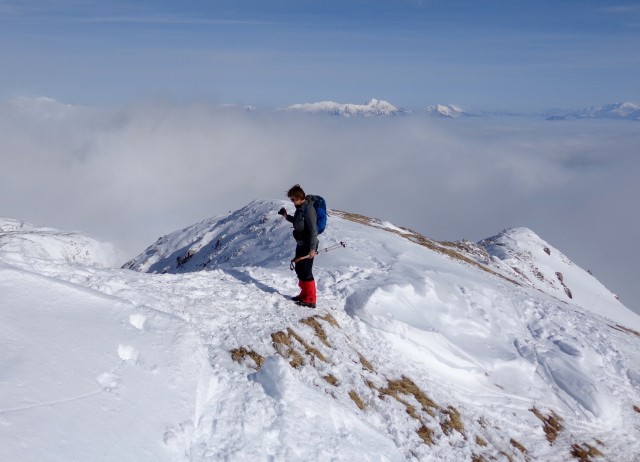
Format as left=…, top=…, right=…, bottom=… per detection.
left=294, top=244, right=315, bottom=281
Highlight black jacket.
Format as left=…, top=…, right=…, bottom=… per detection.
left=286, top=195, right=319, bottom=250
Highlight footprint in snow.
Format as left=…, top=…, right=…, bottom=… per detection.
left=118, top=344, right=139, bottom=363
left=96, top=372, right=121, bottom=391
left=129, top=313, right=147, bottom=331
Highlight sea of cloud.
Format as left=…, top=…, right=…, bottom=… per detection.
left=1, top=97, right=638, bottom=312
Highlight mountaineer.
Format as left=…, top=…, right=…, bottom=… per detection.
left=278, top=184, right=320, bottom=308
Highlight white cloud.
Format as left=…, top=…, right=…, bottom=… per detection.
left=1, top=97, right=638, bottom=311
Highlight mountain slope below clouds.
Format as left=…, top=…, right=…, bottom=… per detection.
left=3, top=202, right=640, bottom=461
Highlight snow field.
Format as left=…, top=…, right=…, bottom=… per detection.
left=2, top=202, right=640, bottom=461
left=0, top=262, right=205, bottom=462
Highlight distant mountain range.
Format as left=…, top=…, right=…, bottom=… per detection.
left=543, top=102, right=640, bottom=121
left=285, top=99, right=639, bottom=121
left=7, top=96, right=639, bottom=121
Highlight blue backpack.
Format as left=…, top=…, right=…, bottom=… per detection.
left=306, top=195, right=327, bottom=234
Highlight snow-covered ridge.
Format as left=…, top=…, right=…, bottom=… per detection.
left=545, top=101, right=640, bottom=121
left=122, top=200, right=640, bottom=459
left=0, top=217, right=120, bottom=267
left=444, top=227, right=633, bottom=326
left=284, top=98, right=404, bottom=117
left=123, top=201, right=294, bottom=273
left=4, top=203, right=640, bottom=461
left=126, top=204, right=629, bottom=326
left=426, top=104, right=470, bottom=118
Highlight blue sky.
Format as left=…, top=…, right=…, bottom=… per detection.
left=1, top=0, right=639, bottom=110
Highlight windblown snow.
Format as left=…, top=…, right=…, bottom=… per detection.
left=2, top=202, right=640, bottom=462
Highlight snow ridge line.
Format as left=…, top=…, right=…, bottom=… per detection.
left=331, top=210, right=521, bottom=286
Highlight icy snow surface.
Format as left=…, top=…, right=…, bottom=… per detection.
left=2, top=202, right=640, bottom=461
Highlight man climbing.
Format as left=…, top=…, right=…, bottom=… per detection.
left=278, top=184, right=318, bottom=308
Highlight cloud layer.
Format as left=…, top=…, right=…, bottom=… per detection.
left=2, top=98, right=638, bottom=312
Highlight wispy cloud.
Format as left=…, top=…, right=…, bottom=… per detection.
left=601, top=5, right=640, bottom=14
left=56, top=14, right=293, bottom=27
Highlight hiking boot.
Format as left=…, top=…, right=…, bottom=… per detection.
left=295, top=300, right=316, bottom=308
left=290, top=280, right=304, bottom=302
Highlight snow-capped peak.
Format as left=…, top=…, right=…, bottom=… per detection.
left=285, top=98, right=403, bottom=117
left=470, top=227, right=632, bottom=324
left=426, top=104, right=469, bottom=118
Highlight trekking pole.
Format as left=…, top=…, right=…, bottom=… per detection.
left=290, top=241, right=347, bottom=270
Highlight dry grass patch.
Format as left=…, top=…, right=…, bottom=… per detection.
left=300, top=316, right=331, bottom=347
left=475, top=436, right=488, bottom=447
left=416, top=425, right=435, bottom=446
left=323, top=374, right=339, bottom=386
left=530, top=407, right=563, bottom=444
left=287, top=328, right=327, bottom=363
left=571, top=443, right=603, bottom=461
left=358, top=353, right=374, bottom=372
left=609, top=324, right=640, bottom=338
left=318, top=313, right=339, bottom=327
left=332, top=210, right=378, bottom=227
left=229, top=347, right=265, bottom=369
left=498, top=450, right=516, bottom=462
left=441, top=406, right=465, bottom=437
left=349, top=390, right=366, bottom=410
left=439, top=240, right=491, bottom=262
left=380, top=376, right=439, bottom=417
left=270, top=317, right=334, bottom=369
left=510, top=438, right=527, bottom=455
left=271, top=330, right=305, bottom=368
left=375, top=376, right=440, bottom=446
left=365, top=379, right=379, bottom=390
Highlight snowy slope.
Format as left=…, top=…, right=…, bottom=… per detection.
left=443, top=227, right=635, bottom=329
left=0, top=217, right=120, bottom=267
left=3, top=202, right=640, bottom=461
left=285, top=99, right=403, bottom=117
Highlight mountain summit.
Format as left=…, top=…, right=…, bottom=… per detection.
left=3, top=202, right=640, bottom=461
left=426, top=104, right=470, bottom=118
